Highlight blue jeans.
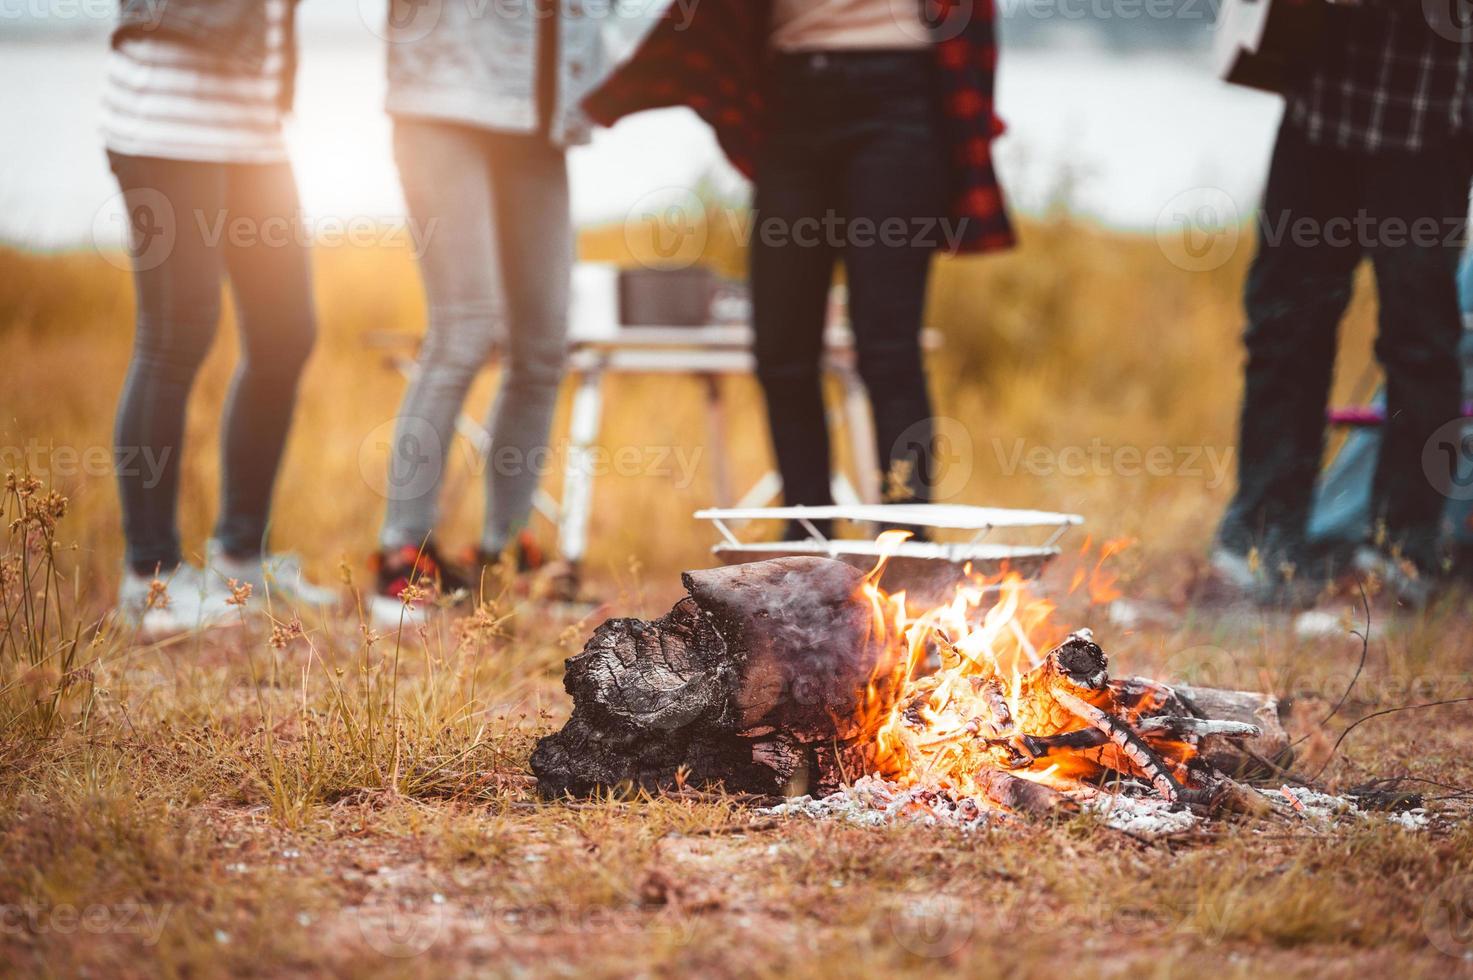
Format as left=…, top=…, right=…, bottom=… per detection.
left=378, top=119, right=571, bottom=554
left=109, top=151, right=316, bottom=574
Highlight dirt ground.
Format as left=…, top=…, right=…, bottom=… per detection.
left=5, top=544, right=1473, bottom=979
left=3, top=232, right=1471, bottom=978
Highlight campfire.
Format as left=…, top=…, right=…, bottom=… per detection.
left=532, top=538, right=1289, bottom=823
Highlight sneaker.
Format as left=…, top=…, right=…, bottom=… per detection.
left=369, top=543, right=470, bottom=629
left=207, top=541, right=342, bottom=611
left=1352, top=545, right=1436, bottom=609
left=116, top=563, right=238, bottom=639
left=1208, top=545, right=1322, bottom=609
left=463, top=531, right=548, bottom=596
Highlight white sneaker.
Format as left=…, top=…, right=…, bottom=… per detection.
left=116, top=563, right=238, bottom=638
left=368, top=593, right=432, bottom=631
left=206, top=541, right=343, bottom=611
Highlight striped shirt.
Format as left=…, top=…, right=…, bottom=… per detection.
left=101, top=0, right=290, bottom=164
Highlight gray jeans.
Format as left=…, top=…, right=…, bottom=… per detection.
left=380, top=118, right=571, bottom=554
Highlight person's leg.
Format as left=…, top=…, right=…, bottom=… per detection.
left=479, top=133, right=571, bottom=555
left=750, top=57, right=841, bottom=514
left=1362, top=146, right=1469, bottom=567
left=836, top=54, right=946, bottom=506
left=109, top=152, right=227, bottom=575
left=379, top=119, right=503, bottom=551
left=1217, top=123, right=1363, bottom=565
left=213, top=161, right=317, bottom=559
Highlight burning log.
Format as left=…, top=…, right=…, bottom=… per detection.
left=532, top=557, right=1294, bottom=818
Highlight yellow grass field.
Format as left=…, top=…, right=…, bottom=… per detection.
left=5, top=220, right=1472, bottom=979
left=0, top=214, right=1385, bottom=590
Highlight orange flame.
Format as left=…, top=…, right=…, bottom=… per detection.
left=852, top=535, right=1195, bottom=808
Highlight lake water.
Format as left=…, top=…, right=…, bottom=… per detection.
left=0, top=23, right=1285, bottom=249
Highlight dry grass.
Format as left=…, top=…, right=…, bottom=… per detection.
left=2, top=222, right=1470, bottom=978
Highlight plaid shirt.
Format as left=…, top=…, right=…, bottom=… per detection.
left=1287, top=3, right=1473, bottom=154
left=584, top=0, right=1014, bottom=254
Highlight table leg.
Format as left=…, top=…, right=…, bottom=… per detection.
left=559, top=364, right=606, bottom=570
left=702, top=373, right=731, bottom=507
left=837, top=364, right=881, bottom=505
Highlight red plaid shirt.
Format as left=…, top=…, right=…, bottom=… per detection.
left=584, top=0, right=1015, bottom=255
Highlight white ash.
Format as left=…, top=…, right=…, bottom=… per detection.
left=761, top=777, right=1433, bottom=838
left=1273, top=784, right=1432, bottom=830
left=1077, top=791, right=1198, bottom=836
left=763, top=775, right=998, bottom=831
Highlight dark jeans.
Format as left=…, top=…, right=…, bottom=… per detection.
left=109, top=152, right=316, bottom=574
left=1218, top=122, right=1469, bottom=567
left=751, top=50, right=946, bottom=514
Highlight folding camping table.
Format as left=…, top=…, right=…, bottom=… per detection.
left=367, top=272, right=943, bottom=591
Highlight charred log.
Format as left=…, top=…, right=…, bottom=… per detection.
left=531, top=557, right=900, bottom=799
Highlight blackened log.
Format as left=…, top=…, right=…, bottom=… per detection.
left=532, top=557, right=898, bottom=799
